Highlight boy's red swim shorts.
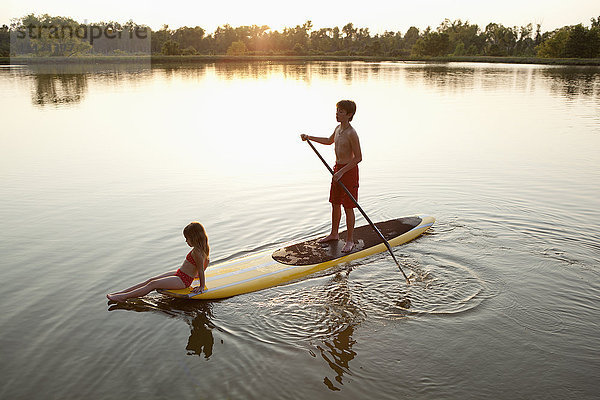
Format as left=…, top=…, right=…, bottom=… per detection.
left=329, top=163, right=359, bottom=208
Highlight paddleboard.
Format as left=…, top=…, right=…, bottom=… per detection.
left=159, top=214, right=434, bottom=300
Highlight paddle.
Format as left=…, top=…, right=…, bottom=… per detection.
left=305, top=139, right=410, bottom=283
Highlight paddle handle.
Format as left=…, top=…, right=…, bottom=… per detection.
left=305, top=139, right=410, bottom=283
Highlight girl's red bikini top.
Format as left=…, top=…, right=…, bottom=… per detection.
left=186, top=251, right=197, bottom=266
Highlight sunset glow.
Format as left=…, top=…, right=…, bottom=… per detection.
left=3, top=0, right=598, bottom=34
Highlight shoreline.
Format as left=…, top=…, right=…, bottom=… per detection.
left=2, top=55, right=600, bottom=66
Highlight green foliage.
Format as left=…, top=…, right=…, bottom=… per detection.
left=227, top=40, right=247, bottom=55
left=293, top=43, right=307, bottom=55
left=565, top=25, right=589, bottom=57
left=484, top=23, right=517, bottom=56
left=0, top=25, right=10, bottom=56
left=161, top=39, right=180, bottom=55
left=181, top=46, right=198, bottom=55
left=537, top=24, right=600, bottom=58
left=9, top=14, right=154, bottom=56
left=412, top=31, right=449, bottom=56
left=453, top=41, right=466, bottom=56
left=172, top=26, right=205, bottom=51
left=13, top=14, right=92, bottom=56
left=4, top=14, right=600, bottom=59
left=438, top=19, right=483, bottom=55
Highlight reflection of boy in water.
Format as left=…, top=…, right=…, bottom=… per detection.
left=301, top=100, right=362, bottom=252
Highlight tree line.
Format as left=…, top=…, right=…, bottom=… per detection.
left=2, top=14, right=600, bottom=59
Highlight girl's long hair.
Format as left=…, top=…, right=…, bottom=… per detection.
left=183, top=222, right=210, bottom=260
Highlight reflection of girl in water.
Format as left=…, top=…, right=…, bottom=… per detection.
left=107, top=222, right=209, bottom=302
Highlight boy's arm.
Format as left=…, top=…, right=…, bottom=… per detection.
left=300, top=132, right=335, bottom=145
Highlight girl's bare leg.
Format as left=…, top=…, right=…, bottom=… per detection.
left=107, top=276, right=185, bottom=302
left=109, top=270, right=178, bottom=295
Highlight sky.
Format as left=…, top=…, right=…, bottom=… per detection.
left=2, top=0, right=598, bottom=34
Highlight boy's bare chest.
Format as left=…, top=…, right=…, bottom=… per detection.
left=334, top=127, right=353, bottom=160
left=334, top=126, right=352, bottom=147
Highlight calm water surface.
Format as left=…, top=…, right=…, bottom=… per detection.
left=1, top=61, right=599, bottom=399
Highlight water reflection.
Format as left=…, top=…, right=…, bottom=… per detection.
left=21, top=64, right=152, bottom=106
left=107, top=298, right=216, bottom=359
left=155, top=63, right=208, bottom=80
left=14, top=61, right=600, bottom=108
left=540, top=67, right=600, bottom=99
left=105, top=270, right=367, bottom=391
left=151, top=61, right=401, bottom=85
left=33, top=72, right=87, bottom=105
left=311, top=271, right=363, bottom=391
left=185, top=307, right=216, bottom=358
left=399, top=63, right=600, bottom=99
left=318, top=323, right=357, bottom=391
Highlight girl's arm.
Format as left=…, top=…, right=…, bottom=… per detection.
left=191, top=254, right=208, bottom=293
left=197, top=263, right=206, bottom=292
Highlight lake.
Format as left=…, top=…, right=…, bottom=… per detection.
left=0, top=60, right=599, bottom=399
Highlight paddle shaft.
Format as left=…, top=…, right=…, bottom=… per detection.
left=305, top=139, right=409, bottom=282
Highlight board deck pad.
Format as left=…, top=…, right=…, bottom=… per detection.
left=272, top=217, right=421, bottom=265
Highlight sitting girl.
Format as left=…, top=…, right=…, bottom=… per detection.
left=107, top=222, right=209, bottom=301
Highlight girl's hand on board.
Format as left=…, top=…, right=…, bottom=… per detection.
left=191, top=285, right=205, bottom=294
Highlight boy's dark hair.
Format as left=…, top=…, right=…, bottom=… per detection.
left=336, top=100, right=356, bottom=121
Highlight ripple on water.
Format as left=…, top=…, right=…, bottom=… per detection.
left=500, top=295, right=566, bottom=335
left=222, top=269, right=368, bottom=346
left=210, top=246, right=491, bottom=347
left=105, top=246, right=492, bottom=394
left=346, top=251, right=491, bottom=320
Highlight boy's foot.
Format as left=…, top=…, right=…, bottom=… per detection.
left=341, top=241, right=355, bottom=253
left=318, top=234, right=339, bottom=243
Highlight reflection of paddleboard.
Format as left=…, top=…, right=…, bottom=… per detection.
left=159, top=215, right=435, bottom=300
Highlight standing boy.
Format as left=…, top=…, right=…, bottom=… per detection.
left=301, top=100, right=362, bottom=252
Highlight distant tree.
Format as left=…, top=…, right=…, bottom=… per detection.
left=293, top=43, right=307, bottom=55
left=537, top=23, right=600, bottom=58
left=565, top=23, right=600, bottom=58
left=246, top=25, right=271, bottom=53
left=402, top=27, right=420, bottom=54
left=564, top=24, right=589, bottom=57
left=281, top=21, right=312, bottom=52
left=6, top=13, right=600, bottom=59
left=311, top=27, right=336, bottom=53
left=161, top=39, right=180, bottom=55
left=342, top=22, right=357, bottom=45
left=181, top=46, right=197, bottom=55
left=172, top=26, right=205, bottom=52
left=0, top=24, right=9, bottom=56
left=484, top=23, right=517, bottom=56
left=227, top=40, right=247, bottom=55
left=13, top=14, right=91, bottom=56
left=453, top=41, right=466, bottom=55
left=437, top=19, right=483, bottom=55
left=151, top=25, right=171, bottom=54
left=536, top=27, right=569, bottom=58
left=590, top=19, right=600, bottom=57
left=213, top=24, right=237, bottom=53
left=514, top=23, right=536, bottom=56
left=412, top=30, right=449, bottom=56
left=534, top=24, right=543, bottom=46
